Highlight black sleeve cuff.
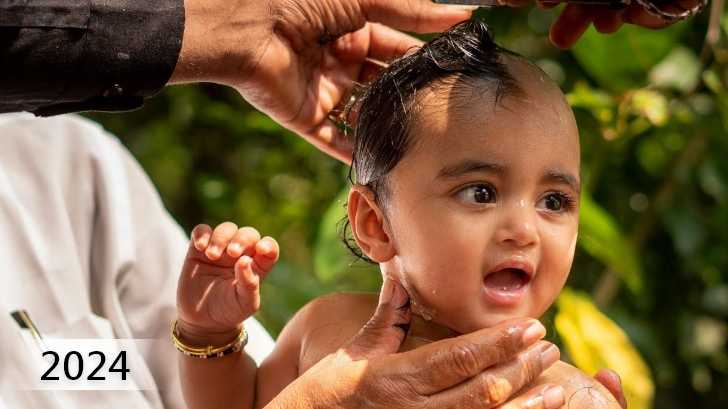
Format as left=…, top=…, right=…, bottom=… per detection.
left=78, top=0, right=184, bottom=101
left=0, top=0, right=184, bottom=116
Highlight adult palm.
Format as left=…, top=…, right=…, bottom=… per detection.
left=233, top=0, right=473, bottom=163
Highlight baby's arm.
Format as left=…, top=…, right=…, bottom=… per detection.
left=255, top=293, right=378, bottom=408
left=176, top=222, right=279, bottom=409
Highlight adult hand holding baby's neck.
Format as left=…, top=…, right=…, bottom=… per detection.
left=287, top=278, right=570, bottom=409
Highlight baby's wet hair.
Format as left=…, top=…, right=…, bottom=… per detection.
left=348, top=19, right=523, bottom=202
left=342, top=19, right=525, bottom=262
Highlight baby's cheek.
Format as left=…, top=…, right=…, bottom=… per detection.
left=531, top=239, right=575, bottom=316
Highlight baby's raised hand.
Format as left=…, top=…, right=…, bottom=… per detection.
left=176, top=222, right=279, bottom=340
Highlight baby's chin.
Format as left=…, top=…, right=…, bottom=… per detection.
left=451, top=299, right=548, bottom=334
left=453, top=312, right=534, bottom=334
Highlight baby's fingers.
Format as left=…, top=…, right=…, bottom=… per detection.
left=235, top=256, right=260, bottom=290
left=227, top=226, right=261, bottom=258
left=191, top=224, right=213, bottom=252
left=234, top=256, right=261, bottom=313
left=252, top=237, right=280, bottom=278
left=206, top=222, right=238, bottom=260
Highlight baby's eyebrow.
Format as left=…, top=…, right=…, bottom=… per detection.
left=436, top=159, right=506, bottom=179
left=542, top=169, right=581, bottom=194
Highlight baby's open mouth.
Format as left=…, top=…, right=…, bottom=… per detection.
left=482, top=261, right=534, bottom=307
left=483, top=268, right=531, bottom=291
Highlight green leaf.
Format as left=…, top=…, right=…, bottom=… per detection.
left=578, top=193, right=643, bottom=293
left=630, top=90, right=669, bottom=127
left=313, top=188, right=352, bottom=284
left=649, top=46, right=701, bottom=93
left=556, top=288, right=655, bottom=409
left=572, top=23, right=689, bottom=92
left=313, top=187, right=381, bottom=290
left=567, top=81, right=615, bottom=112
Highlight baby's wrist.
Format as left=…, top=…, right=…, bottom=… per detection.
left=175, top=318, right=244, bottom=349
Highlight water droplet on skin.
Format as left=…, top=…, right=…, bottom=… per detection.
left=399, top=272, right=437, bottom=322
left=419, top=308, right=434, bottom=322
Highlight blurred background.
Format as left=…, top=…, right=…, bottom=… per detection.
left=88, top=4, right=727, bottom=408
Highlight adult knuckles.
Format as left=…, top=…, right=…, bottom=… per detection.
left=478, top=374, right=512, bottom=407
left=517, top=346, right=544, bottom=384
left=445, top=339, right=486, bottom=379
left=357, top=359, right=425, bottom=408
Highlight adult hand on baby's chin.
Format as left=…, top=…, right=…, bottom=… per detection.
left=267, top=279, right=566, bottom=409
left=172, top=0, right=475, bottom=165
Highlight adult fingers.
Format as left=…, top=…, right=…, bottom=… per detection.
left=622, top=3, right=671, bottom=29
left=359, top=0, right=474, bottom=34
left=497, top=385, right=566, bottom=409
left=549, top=4, right=595, bottom=49
left=399, top=318, right=547, bottom=395
left=307, top=121, right=353, bottom=165
left=623, top=0, right=700, bottom=29
left=332, top=23, right=421, bottom=64
left=537, top=0, right=559, bottom=10
left=593, top=9, right=624, bottom=34
left=342, top=278, right=412, bottom=360
left=422, top=340, right=560, bottom=407
left=595, top=369, right=627, bottom=408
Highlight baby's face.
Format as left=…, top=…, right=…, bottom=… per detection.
left=380, top=60, right=580, bottom=333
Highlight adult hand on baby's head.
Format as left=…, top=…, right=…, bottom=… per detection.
left=497, top=0, right=704, bottom=49
left=176, top=222, right=279, bottom=346
left=172, top=0, right=474, bottom=164
left=269, top=278, right=566, bottom=409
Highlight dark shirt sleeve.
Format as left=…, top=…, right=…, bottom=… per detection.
left=0, top=0, right=184, bottom=116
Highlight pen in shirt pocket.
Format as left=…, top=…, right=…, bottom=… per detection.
left=11, top=309, right=48, bottom=352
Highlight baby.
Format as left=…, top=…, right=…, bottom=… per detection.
left=175, top=20, right=621, bottom=409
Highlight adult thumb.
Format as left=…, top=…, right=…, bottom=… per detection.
left=342, top=278, right=411, bottom=360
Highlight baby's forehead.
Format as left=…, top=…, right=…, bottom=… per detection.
left=403, top=65, right=580, bottom=171
left=408, top=62, right=576, bottom=140
left=412, top=56, right=569, bottom=116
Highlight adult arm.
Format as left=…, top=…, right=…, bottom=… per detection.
left=2, top=0, right=699, bottom=161
left=0, top=0, right=470, bottom=125
left=0, top=0, right=184, bottom=115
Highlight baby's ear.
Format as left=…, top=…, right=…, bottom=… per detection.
left=347, top=185, right=395, bottom=263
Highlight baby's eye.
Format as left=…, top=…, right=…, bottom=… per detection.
left=456, top=184, right=496, bottom=205
left=538, top=192, right=573, bottom=212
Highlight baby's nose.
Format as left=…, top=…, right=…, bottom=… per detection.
left=494, top=202, right=539, bottom=248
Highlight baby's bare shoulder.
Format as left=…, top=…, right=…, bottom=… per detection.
left=532, top=361, right=620, bottom=409
left=293, top=292, right=378, bottom=373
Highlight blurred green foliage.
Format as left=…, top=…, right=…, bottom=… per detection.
left=89, top=4, right=728, bottom=408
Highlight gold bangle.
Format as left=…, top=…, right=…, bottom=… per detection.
left=171, top=320, right=248, bottom=359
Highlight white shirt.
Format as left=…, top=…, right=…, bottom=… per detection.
left=0, top=113, right=274, bottom=408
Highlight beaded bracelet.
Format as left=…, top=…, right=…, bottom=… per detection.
left=171, top=320, right=247, bottom=359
